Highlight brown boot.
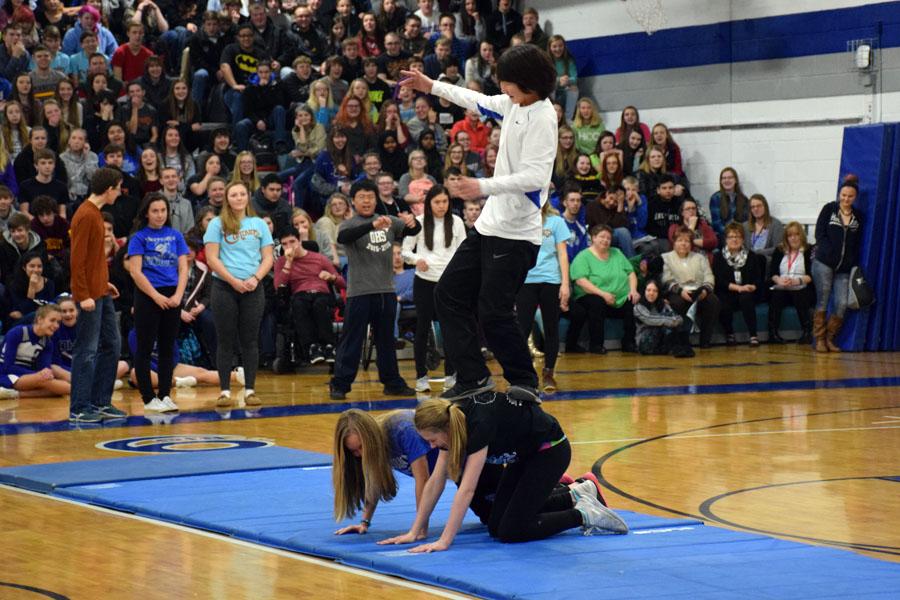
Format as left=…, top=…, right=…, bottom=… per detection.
left=825, top=315, right=844, bottom=352
left=541, top=368, right=557, bottom=393
left=813, top=310, right=828, bottom=352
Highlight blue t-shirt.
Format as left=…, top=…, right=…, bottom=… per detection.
left=525, top=215, right=570, bottom=285
left=203, top=216, right=274, bottom=280
left=128, top=225, right=190, bottom=288
left=562, top=216, right=588, bottom=263
left=383, top=409, right=438, bottom=477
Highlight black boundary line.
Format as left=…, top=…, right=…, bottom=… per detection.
left=698, top=476, right=900, bottom=555
left=591, top=404, right=900, bottom=555
left=0, top=581, right=70, bottom=599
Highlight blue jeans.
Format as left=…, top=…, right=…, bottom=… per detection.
left=224, top=88, right=244, bottom=124
left=69, top=295, right=121, bottom=413
left=160, top=27, right=190, bottom=74
left=812, top=259, right=849, bottom=317
left=192, top=69, right=210, bottom=105
left=277, top=160, right=314, bottom=209
left=234, top=105, right=288, bottom=152
left=612, top=227, right=635, bottom=258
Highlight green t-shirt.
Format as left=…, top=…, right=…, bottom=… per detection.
left=570, top=246, right=634, bottom=306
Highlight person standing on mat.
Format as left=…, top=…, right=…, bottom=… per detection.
left=127, top=193, right=190, bottom=414
left=379, top=396, right=628, bottom=551
left=68, top=167, right=127, bottom=423
left=204, top=181, right=274, bottom=408
left=398, top=44, right=558, bottom=403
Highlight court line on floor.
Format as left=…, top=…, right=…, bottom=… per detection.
left=0, top=484, right=471, bottom=600
left=591, top=404, right=900, bottom=556
left=4, top=375, right=900, bottom=436
left=573, top=424, right=900, bottom=445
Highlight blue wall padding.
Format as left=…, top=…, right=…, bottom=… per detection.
left=569, top=1, right=900, bottom=76
left=0, top=447, right=331, bottom=494
left=836, top=124, right=900, bottom=351
left=47, top=461, right=900, bottom=599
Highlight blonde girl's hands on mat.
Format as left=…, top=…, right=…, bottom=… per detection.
left=408, top=539, right=449, bottom=554
left=335, top=523, right=368, bottom=535
left=377, top=530, right=427, bottom=545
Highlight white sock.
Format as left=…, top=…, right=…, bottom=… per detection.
left=245, top=388, right=255, bottom=396
left=219, top=390, right=231, bottom=398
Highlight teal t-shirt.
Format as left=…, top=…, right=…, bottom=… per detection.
left=203, top=215, right=273, bottom=280
left=569, top=246, right=634, bottom=306
left=525, top=215, right=570, bottom=285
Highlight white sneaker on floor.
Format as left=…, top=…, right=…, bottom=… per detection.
left=161, top=396, right=179, bottom=412
left=442, top=373, right=457, bottom=391
left=415, top=376, right=431, bottom=392
left=233, top=367, right=245, bottom=386
left=0, top=386, right=19, bottom=399
left=113, top=378, right=124, bottom=390
left=144, top=397, right=168, bottom=412
left=576, top=495, right=628, bottom=535
left=175, top=376, right=198, bottom=388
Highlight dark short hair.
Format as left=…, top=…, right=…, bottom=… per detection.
left=496, top=44, right=556, bottom=100
left=90, top=167, right=124, bottom=195
left=279, top=227, right=301, bottom=241
left=349, top=178, right=378, bottom=200
left=560, top=182, right=582, bottom=198
left=31, top=195, right=58, bottom=216
left=261, top=173, right=281, bottom=188
left=33, top=148, right=56, bottom=163
left=658, top=173, right=676, bottom=186
left=0, top=185, right=12, bottom=199
left=103, top=143, right=125, bottom=156
left=589, top=223, right=613, bottom=238
left=605, top=183, right=623, bottom=196
left=8, top=212, right=31, bottom=230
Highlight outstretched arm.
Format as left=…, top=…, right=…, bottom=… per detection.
left=400, top=69, right=510, bottom=119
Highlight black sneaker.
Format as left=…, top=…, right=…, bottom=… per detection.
left=507, top=384, right=541, bottom=404
left=96, top=404, right=127, bottom=419
left=383, top=384, right=415, bottom=396
left=329, top=383, right=347, bottom=400
left=440, top=376, right=495, bottom=401
left=309, top=344, right=325, bottom=364
left=324, top=344, right=336, bottom=363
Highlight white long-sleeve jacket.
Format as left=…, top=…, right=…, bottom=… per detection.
left=431, top=80, right=558, bottom=245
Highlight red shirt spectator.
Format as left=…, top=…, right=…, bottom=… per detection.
left=450, top=110, right=490, bottom=154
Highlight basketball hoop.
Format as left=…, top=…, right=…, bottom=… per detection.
left=621, top=0, right=667, bottom=36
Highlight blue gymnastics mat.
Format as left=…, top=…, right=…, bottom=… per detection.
left=0, top=446, right=331, bottom=494
left=21, top=451, right=898, bottom=599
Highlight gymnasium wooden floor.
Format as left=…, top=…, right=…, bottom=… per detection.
left=2, top=344, right=899, bottom=599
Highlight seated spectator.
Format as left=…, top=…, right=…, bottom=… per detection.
left=0, top=304, right=69, bottom=397
left=709, top=166, right=748, bottom=240
left=767, top=221, right=814, bottom=344
left=414, top=0, right=439, bottom=36
left=598, top=148, right=625, bottom=192
left=553, top=125, right=578, bottom=190
left=0, top=186, right=20, bottom=232
left=65, top=31, right=99, bottom=88
left=521, top=7, right=549, bottom=50
left=37, top=26, right=69, bottom=73
left=450, top=108, right=489, bottom=154
left=432, top=89, right=465, bottom=130
left=19, top=149, right=69, bottom=217
left=1, top=25, right=32, bottom=90
left=203, top=128, right=237, bottom=176
left=111, top=22, right=153, bottom=84
left=2, top=100, right=29, bottom=168
left=622, top=176, right=648, bottom=245
left=559, top=184, right=587, bottom=262
left=29, top=196, right=68, bottom=265
left=618, top=127, right=646, bottom=177
left=252, top=173, right=292, bottom=234
left=378, top=0, right=409, bottom=39
left=436, top=55, right=465, bottom=87
left=356, top=151, right=383, bottom=183
left=160, top=167, right=194, bottom=235
left=634, top=279, right=694, bottom=357
left=274, top=227, right=346, bottom=364
left=82, top=88, right=116, bottom=154
left=15, top=127, right=69, bottom=188
left=316, top=193, right=351, bottom=270
left=638, top=145, right=689, bottom=204
left=650, top=123, right=684, bottom=177
left=99, top=123, right=141, bottom=176
left=10, top=72, right=39, bottom=127
left=59, top=129, right=99, bottom=206
left=313, top=127, right=357, bottom=204
left=283, top=56, right=317, bottom=106
left=570, top=224, right=640, bottom=354
left=229, top=151, right=262, bottom=195
left=322, top=55, right=350, bottom=104
left=376, top=100, right=411, bottom=150
left=356, top=11, right=383, bottom=58
left=62, top=5, right=116, bottom=57
left=292, top=206, right=338, bottom=267
left=586, top=185, right=634, bottom=258
left=591, top=131, right=623, bottom=176
left=465, top=41, right=499, bottom=98
left=40, top=100, right=72, bottom=155
left=743, top=193, right=784, bottom=264
left=138, top=57, right=172, bottom=112
left=333, top=93, right=377, bottom=160
left=234, top=62, right=289, bottom=153
left=8, top=250, right=56, bottom=323
left=661, top=226, right=720, bottom=348
left=288, top=5, right=329, bottom=68
left=477, top=143, right=497, bottom=178
left=100, top=145, right=141, bottom=238
left=400, top=14, right=429, bottom=57
left=137, top=148, right=164, bottom=198
left=566, top=153, right=603, bottom=203
left=50, top=295, right=127, bottom=386
left=116, top=81, right=158, bottom=147
left=187, top=11, right=226, bottom=106
left=376, top=171, right=412, bottom=217
left=713, top=223, right=764, bottom=346
left=643, top=174, right=682, bottom=255
left=418, top=129, right=444, bottom=182
left=377, top=131, right=407, bottom=181
left=462, top=197, right=482, bottom=234
left=29, top=44, right=66, bottom=102
left=423, top=36, right=451, bottom=80
left=278, top=105, right=326, bottom=210
left=159, top=79, right=202, bottom=154
left=186, top=154, right=221, bottom=206
left=485, top=0, right=521, bottom=49
left=666, top=197, right=717, bottom=262
left=376, top=32, right=411, bottom=88
left=359, top=57, right=390, bottom=111
left=572, top=97, right=604, bottom=155
left=615, top=105, right=652, bottom=145
left=398, top=150, right=436, bottom=211
left=406, top=96, right=447, bottom=151
left=220, top=23, right=268, bottom=125
left=338, top=37, right=363, bottom=83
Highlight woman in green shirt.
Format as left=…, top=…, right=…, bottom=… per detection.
left=570, top=224, right=640, bottom=354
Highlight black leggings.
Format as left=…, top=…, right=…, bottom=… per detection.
left=133, top=286, right=181, bottom=403
left=487, top=439, right=581, bottom=543
left=413, top=277, right=453, bottom=378
left=718, top=290, right=758, bottom=336
left=516, top=283, right=561, bottom=370
left=211, top=278, right=265, bottom=390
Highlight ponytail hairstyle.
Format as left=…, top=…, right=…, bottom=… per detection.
left=423, top=184, right=453, bottom=251
left=332, top=409, right=398, bottom=522
left=414, top=399, right=467, bottom=482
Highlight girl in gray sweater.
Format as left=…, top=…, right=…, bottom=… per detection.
left=633, top=279, right=694, bottom=357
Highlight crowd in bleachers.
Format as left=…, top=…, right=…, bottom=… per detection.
left=0, top=0, right=864, bottom=401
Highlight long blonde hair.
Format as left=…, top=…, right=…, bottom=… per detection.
left=219, top=181, right=257, bottom=237
left=291, top=207, right=317, bottom=242
left=229, top=151, right=260, bottom=194
left=414, top=399, right=467, bottom=482
left=332, top=409, right=398, bottom=521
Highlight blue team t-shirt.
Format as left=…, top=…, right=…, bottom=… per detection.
left=383, top=410, right=438, bottom=477
left=51, top=322, right=76, bottom=369
left=203, top=216, right=274, bottom=280
left=128, top=225, right=190, bottom=288
left=525, top=214, right=571, bottom=285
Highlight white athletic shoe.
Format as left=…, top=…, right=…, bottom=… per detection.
left=570, top=480, right=599, bottom=504
left=144, top=397, right=169, bottom=412
left=113, top=378, right=124, bottom=390
left=175, top=376, right=198, bottom=388
left=415, top=376, right=431, bottom=392
left=161, top=396, right=179, bottom=412
left=0, top=386, right=19, bottom=399
left=233, top=367, right=246, bottom=386
left=442, top=373, right=457, bottom=391
left=576, top=494, right=628, bottom=535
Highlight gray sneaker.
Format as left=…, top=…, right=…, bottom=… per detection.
left=440, top=376, right=495, bottom=401
left=575, top=494, right=628, bottom=535
left=507, top=384, right=541, bottom=404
